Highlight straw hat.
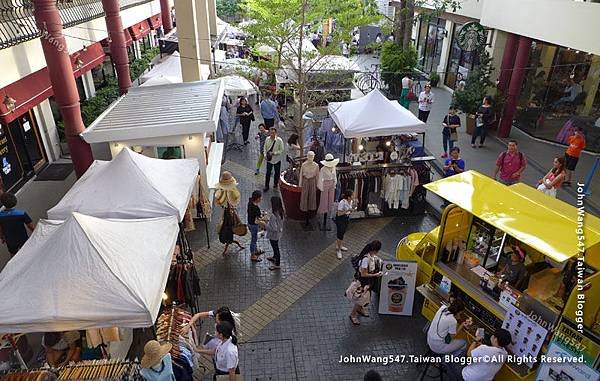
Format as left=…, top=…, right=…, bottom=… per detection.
left=141, top=340, right=172, bottom=368
left=217, top=171, right=238, bottom=191
left=321, top=153, right=339, bottom=168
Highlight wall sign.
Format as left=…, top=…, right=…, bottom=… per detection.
left=457, top=22, right=486, bottom=52
left=378, top=261, right=417, bottom=316
left=502, top=304, right=549, bottom=368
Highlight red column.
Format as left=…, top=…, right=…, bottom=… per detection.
left=33, top=0, right=93, bottom=177
left=102, top=0, right=131, bottom=95
left=497, top=33, right=519, bottom=95
left=160, top=0, right=173, bottom=33
left=498, top=36, right=532, bottom=138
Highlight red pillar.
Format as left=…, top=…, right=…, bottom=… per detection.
left=33, top=0, right=93, bottom=177
left=160, top=0, right=173, bottom=33
left=102, top=0, right=132, bottom=95
left=498, top=36, right=532, bottom=138
left=497, top=33, right=519, bottom=95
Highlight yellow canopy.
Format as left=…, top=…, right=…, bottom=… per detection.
left=425, top=171, right=600, bottom=267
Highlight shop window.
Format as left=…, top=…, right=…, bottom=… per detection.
left=415, top=17, right=446, bottom=74
left=75, top=76, right=86, bottom=101
left=91, top=57, right=116, bottom=90
left=514, top=43, right=600, bottom=152
left=444, top=23, right=491, bottom=89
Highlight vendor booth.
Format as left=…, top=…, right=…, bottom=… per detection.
left=81, top=80, right=224, bottom=203
left=397, top=171, right=600, bottom=381
left=140, top=51, right=210, bottom=83
left=280, top=89, right=432, bottom=221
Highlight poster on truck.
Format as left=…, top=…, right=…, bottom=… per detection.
left=378, top=261, right=417, bottom=316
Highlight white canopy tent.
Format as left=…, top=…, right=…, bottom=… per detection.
left=221, top=75, right=259, bottom=96
left=0, top=213, right=179, bottom=333
left=328, top=89, right=426, bottom=138
left=140, top=52, right=210, bottom=83
left=47, top=147, right=199, bottom=221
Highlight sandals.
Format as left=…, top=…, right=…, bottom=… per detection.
left=251, top=256, right=262, bottom=262
left=358, top=308, right=370, bottom=317
left=268, top=265, right=280, bottom=271
left=266, top=256, right=275, bottom=263
left=350, top=315, right=360, bottom=325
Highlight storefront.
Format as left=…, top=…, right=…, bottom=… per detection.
left=444, top=22, right=492, bottom=89
left=0, top=111, right=47, bottom=192
left=397, top=171, right=600, bottom=380
left=514, top=41, right=600, bottom=153
left=415, top=16, right=447, bottom=74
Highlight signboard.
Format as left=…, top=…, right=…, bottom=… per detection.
left=378, top=260, right=417, bottom=316
left=536, top=342, right=600, bottom=381
left=552, top=322, right=600, bottom=367
left=457, top=22, right=486, bottom=52
left=502, top=304, right=549, bottom=368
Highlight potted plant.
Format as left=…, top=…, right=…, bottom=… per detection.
left=429, top=72, right=440, bottom=87
left=452, top=50, right=494, bottom=135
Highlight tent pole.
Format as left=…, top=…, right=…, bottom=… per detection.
left=343, top=138, right=347, bottom=163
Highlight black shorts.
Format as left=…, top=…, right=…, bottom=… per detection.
left=564, top=153, right=579, bottom=171
left=335, top=215, right=349, bottom=240
left=264, top=118, right=275, bottom=128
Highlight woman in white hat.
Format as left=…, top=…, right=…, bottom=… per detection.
left=140, top=340, right=175, bottom=381
left=215, top=171, right=245, bottom=255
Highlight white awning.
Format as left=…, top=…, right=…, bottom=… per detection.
left=0, top=213, right=179, bottom=333
left=82, top=79, right=224, bottom=143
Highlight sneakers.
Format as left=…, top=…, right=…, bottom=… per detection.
left=337, top=250, right=342, bottom=259
left=340, top=246, right=348, bottom=252
left=471, top=144, right=476, bottom=148
left=358, top=307, right=370, bottom=317
left=263, top=187, right=269, bottom=192
left=441, top=152, right=448, bottom=158
left=254, top=169, right=259, bottom=175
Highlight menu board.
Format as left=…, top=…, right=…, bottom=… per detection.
left=378, top=261, right=417, bottom=316
left=502, top=304, right=549, bottom=368
left=536, top=342, right=600, bottom=381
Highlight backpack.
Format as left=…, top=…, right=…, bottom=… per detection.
left=351, top=254, right=366, bottom=279
left=499, top=151, right=523, bottom=170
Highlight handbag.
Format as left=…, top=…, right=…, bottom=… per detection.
left=230, top=209, right=247, bottom=236
left=407, top=90, right=416, bottom=101
left=450, top=130, right=458, bottom=141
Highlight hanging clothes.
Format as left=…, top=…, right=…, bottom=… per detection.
left=317, top=166, right=337, bottom=214
left=382, top=168, right=419, bottom=210
left=299, top=160, right=319, bottom=212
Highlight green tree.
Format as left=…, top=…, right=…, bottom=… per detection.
left=380, top=41, right=417, bottom=96
left=453, top=49, right=494, bottom=115
left=216, top=0, right=240, bottom=19
left=242, top=0, right=380, bottom=144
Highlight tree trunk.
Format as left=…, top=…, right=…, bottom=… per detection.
left=402, top=0, right=414, bottom=49
left=297, top=0, right=307, bottom=151
left=393, top=0, right=406, bottom=47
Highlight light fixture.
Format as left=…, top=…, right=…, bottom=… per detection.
left=358, top=144, right=364, bottom=151
left=139, top=25, right=144, bottom=32
left=385, top=141, right=391, bottom=147
left=331, top=127, right=336, bottom=132
left=107, top=37, right=113, bottom=43
left=113, top=142, right=119, bottom=148
left=75, top=58, right=83, bottom=69
left=575, top=50, right=580, bottom=54
left=162, top=292, right=168, bottom=300
left=3, top=95, right=16, bottom=113
left=188, top=135, right=193, bottom=140
left=82, top=45, right=87, bottom=52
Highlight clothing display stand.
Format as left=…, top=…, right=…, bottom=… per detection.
left=0, top=369, right=56, bottom=380
left=0, top=334, right=28, bottom=370
left=320, top=214, right=331, bottom=231
left=317, top=155, right=339, bottom=231
left=299, top=152, right=319, bottom=231
left=56, top=359, right=144, bottom=380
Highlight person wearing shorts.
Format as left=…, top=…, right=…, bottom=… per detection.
left=563, top=126, right=586, bottom=186
left=335, top=190, right=354, bottom=260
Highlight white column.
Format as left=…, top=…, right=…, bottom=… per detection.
left=32, top=100, right=61, bottom=162
left=195, top=0, right=213, bottom=76
left=134, top=40, right=142, bottom=59
left=436, top=20, right=453, bottom=85
left=81, top=70, right=96, bottom=99
left=175, top=0, right=203, bottom=81
left=207, top=0, right=217, bottom=37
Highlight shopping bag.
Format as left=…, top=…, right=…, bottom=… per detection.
left=450, top=131, right=458, bottom=141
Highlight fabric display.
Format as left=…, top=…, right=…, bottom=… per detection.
left=317, top=166, right=337, bottom=214
left=299, top=159, right=319, bottom=212
left=366, top=204, right=382, bottom=216
left=382, top=168, right=419, bottom=210
left=57, top=359, right=144, bottom=380
left=163, top=261, right=201, bottom=313
left=86, top=327, right=121, bottom=348
left=155, top=307, right=199, bottom=381
left=303, top=117, right=345, bottom=155
left=338, top=170, right=383, bottom=213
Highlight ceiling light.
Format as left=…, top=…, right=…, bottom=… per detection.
left=3, top=95, right=16, bottom=112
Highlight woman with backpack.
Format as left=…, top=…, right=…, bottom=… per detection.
left=347, top=241, right=383, bottom=325
left=264, top=196, right=285, bottom=271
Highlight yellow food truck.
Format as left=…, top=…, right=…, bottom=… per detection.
left=397, top=171, right=600, bottom=380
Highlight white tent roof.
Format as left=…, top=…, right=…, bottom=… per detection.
left=0, top=213, right=178, bottom=333
left=82, top=79, right=224, bottom=143
left=47, top=147, right=199, bottom=221
left=221, top=75, right=258, bottom=96
left=140, top=52, right=209, bottom=83
left=328, top=89, right=426, bottom=138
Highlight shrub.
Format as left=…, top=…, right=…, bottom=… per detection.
left=453, top=49, right=494, bottom=114
left=380, top=41, right=417, bottom=97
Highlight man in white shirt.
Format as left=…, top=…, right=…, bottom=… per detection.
left=263, top=127, right=285, bottom=191
left=552, top=78, right=583, bottom=108
left=460, top=328, right=512, bottom=381
left=418, top=84, right=435, bottom=123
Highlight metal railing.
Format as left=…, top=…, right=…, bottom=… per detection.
left=0, top=0, right=153, bottom=50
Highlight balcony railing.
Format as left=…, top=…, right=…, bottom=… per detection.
left=0, top=0, right=153, bottom=50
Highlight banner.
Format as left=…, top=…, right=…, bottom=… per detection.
left=378, top=261, right=417, bottom=316
left=536, top=342, right=600, bottom=381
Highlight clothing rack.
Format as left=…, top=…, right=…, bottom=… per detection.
left=155, top=305, right=199, bottom=380
left=56, top=360, right=143, bottom=380
left=336, top=162, right=415, bottom=172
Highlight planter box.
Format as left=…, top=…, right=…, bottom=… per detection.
left=279, top=172, right=319, bottom=221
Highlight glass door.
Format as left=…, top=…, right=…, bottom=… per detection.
left=0, top=123, right=24, bottom=192
left=8, top=110, right=47, bottom=178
